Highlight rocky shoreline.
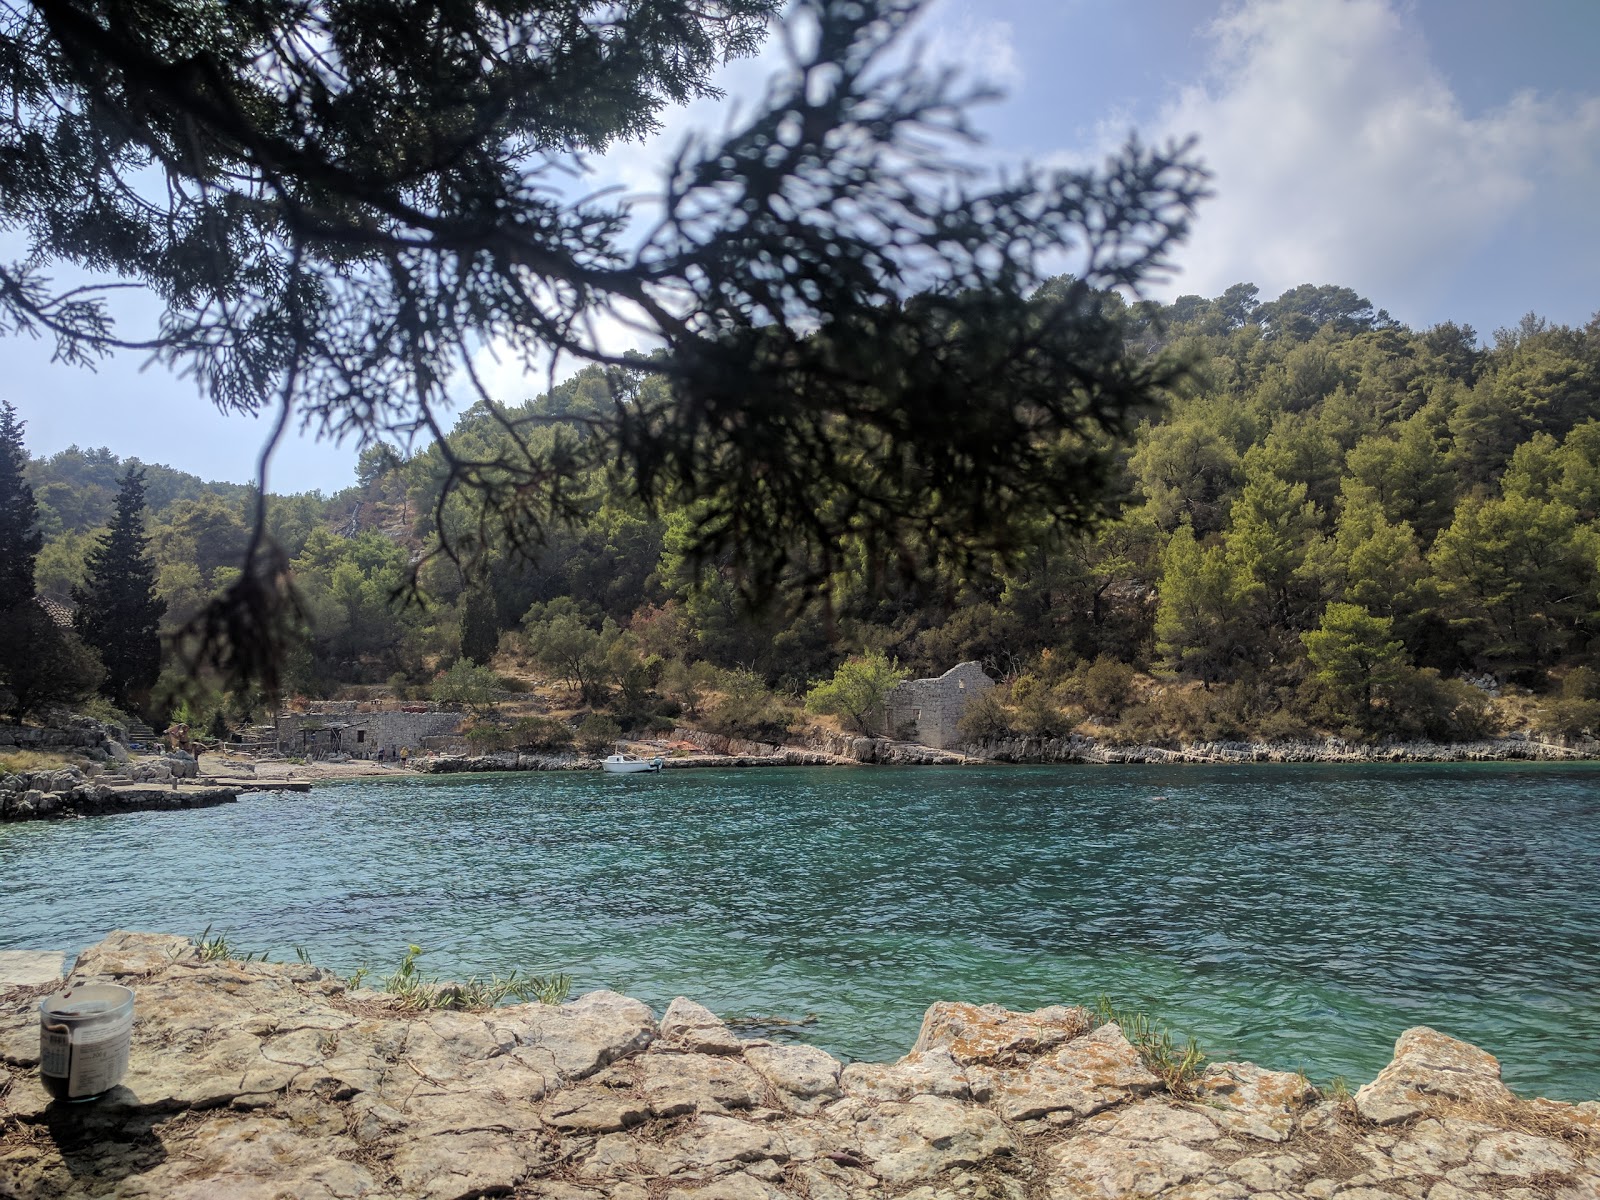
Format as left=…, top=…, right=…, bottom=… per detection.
left=1, top=932, right=1596, bottom=1199
left=0, top=761, right=238, bottom=822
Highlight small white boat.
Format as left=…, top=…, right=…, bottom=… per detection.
left=601, top=753, right=664, bottom=774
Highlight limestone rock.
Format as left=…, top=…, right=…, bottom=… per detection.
left=5, top=933, right=1600, bottom=1200
left=72, top=929, right=193, bottom=977
left=840, top=1047, right=970, bottom=1101
left=639, top=1051, right=768, bottom=1116
left=985, top=1022, right=1161, bottom=1121
left=911, top=1000, right=1093, bottom=1065
left=841, top=1094, right=1016, bottom=1185
left=658, top=1111, right=791, bottom=1172
left=1045, top=1108, right=1216, bottom=1198
left=744, top=1043, right=842, bottom=1113
left=1194, top=1060, right=1316, bottom=1141
left=660, top=997, right=744, bottom=1055
left=1355, top=1026, right=1515, bottom=1124
left=0, top=951, right=65, bottom=989
left=543, top=1085, right=649, bottom=1133
left=502, top=989, right=657, bottom=1081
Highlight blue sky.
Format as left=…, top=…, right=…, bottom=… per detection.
left=7, top=0, right=1599, bottom=494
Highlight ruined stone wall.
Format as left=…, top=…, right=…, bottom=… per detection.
left=275, top=711, right=463, bottom=753
left=885, top=661, right=994, bottom=749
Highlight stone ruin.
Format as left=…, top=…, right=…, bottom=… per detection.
left=885, top=661, right=994, bottom=749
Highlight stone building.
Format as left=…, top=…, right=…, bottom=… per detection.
left=274, top=707, right=465, bottom=758
left=884, top=661, right=994, bottom=750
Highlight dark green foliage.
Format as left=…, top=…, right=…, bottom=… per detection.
left=25, top=446, right=253, bottom=537
left=956, top=689, right=1014, bottom=741
left=511, top=716, right=575, bottom=753
left=458, top=589, right=499, bottom=666
left=0, top=401, right=41, bottom=611
left=575, top=713, right=622, bottom=756
left=0, top=0, right=1205, bottom=691
left=0, top=602, right=104, bottom=721
left=1068, top=656, right=1138, bottom=720
left=72, top=467, right=167, bottom=711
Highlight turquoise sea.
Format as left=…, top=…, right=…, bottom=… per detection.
left=3, top=764, right=1597, bottom=1100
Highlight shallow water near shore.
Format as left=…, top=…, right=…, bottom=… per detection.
left=4, top=763, right=1598, bottom=1100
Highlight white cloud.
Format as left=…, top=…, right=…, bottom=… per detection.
left=918, top=5, right=1023, bottom=92
left=1140, top=0, right=1600, bottom=316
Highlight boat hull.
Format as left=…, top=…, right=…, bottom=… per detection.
left=601, top=758, right=663, bottom=774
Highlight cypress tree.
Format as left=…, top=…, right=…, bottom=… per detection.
left=0, top=401, right=41, bottom=610
left=73, top=467, right=167, bottom=711
left=459, top=588, right=499, bottom=666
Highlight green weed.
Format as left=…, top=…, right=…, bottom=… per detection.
left=375, top=944, right=571, bottom=1011
left=1326, top=1075, right=1354, bottom=1102
left=188, top=924, right=272, bottom=963
left=1095, top=996, right=1207, bottom=1094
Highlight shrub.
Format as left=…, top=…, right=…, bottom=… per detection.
left=1071, top=656, right=1137, bottom=719
left=1537, top=696, right=1600, bottom=739
left=464, top=723, right=513, bottom=753
left=511, top=716, right=574, bottom=752
left=576, top=713, right=622, bottom=755
left=701, top=670, right=795, bottom=742
left=956, top=690, right=1013, bottom=741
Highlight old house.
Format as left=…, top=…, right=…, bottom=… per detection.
left=884, top=661, right=994, bottom=750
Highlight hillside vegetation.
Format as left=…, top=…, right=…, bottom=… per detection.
left=24, top=280, right=1600, bottom=746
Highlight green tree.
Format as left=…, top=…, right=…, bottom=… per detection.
left=1429, top=495, right=1597, bottom=670
left=72, top=467, right=167, bottom=711
left=1302, top=603, right=1408, bottom=729
left=0, top=2, right=1203, bottom=691
left=0, top=401, right=41, bottom=610
left=1154, top=524, right=1261, bottom=681
left=805, top=652, right=908, bottom=735
left=1226, top=446, right=1322, bottom=625
left=430, top=661, right=499, bottom=715
left=0, top=602, right=104, bottom=722
left=0, top=401, right=100, bottom=720
left=522, top=599, right=610, bottom=702
left=458, top=589, right=499, bottom=667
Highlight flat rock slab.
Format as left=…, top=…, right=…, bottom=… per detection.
left=2, top=931, right=1598, bottom=1200
left=0, top=951, right=64, bottom=989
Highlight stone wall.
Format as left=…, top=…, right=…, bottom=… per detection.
left=0, top=718, right=125, bottom=758
left=884, top=661, right=994, bottom=749
left=275, top=710, right=464, bottom=754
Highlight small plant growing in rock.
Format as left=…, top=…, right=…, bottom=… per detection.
left=187, top=925, right=272, bottom=963
left=377, top=944, right=571, bottom=1010
left=1095, top=996, right=1206, bottom=1094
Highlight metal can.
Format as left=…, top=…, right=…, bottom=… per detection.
left=39, top=984, right=135, bottom=1102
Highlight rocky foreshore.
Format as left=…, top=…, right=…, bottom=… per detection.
left=0, top=761, right=238, bottom=822
left=415, top=729, right=1600, bottom=777
left=972, top=732, right=1600, bottom=765
left=1, top=933, right=1596, bottom=1200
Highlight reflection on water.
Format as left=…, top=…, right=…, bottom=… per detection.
left=3, top=763, right=1598, bottom=1099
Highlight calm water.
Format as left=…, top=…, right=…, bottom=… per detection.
left=3, top=764, right=1598, bottom=1100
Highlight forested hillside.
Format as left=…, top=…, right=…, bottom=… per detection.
left=24, top=280, right=1600, bottom=745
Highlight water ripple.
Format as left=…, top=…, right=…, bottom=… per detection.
left=2, top=763, right=1597, bottom=1099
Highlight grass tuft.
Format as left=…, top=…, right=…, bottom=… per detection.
left=1095, top=995, right=1207, bottom=1094
left=186, top=924, right=273, bottom=963
left=374, top=944, right=571, bottom=1011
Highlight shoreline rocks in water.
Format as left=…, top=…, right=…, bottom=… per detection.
left=0, top=763, right=239, bottom=822
left=1, top=932, right=1596, bottom=1199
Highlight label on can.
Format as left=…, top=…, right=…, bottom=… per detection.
left=65, top=1011, right=133, bottom=1098
left=40, top=1027, right=71, bottom=1078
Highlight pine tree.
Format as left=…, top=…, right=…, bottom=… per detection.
left=73, top=467, right=166, bottom=711
left=0, top=401, right=41, bottom=610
